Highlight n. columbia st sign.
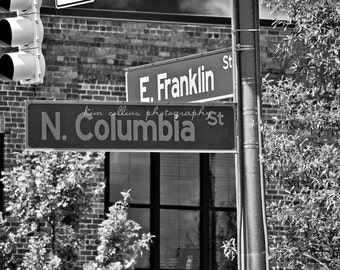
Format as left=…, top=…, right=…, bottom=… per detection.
left=126, top=48, right=233, bottom=103
left=25, top=101, right=236, bottom=152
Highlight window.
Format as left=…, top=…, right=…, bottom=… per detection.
left=106, top=152, right=237, bottom=270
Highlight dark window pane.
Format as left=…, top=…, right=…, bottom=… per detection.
left=210, top=154, right=236, bottom=208
left=160, top=153, right=199, bottom=206
left=160, top=209, right=200, bottom=270
left=109, top=152, right=150, bottom=204
left=211, top=211, right=237, bottom=270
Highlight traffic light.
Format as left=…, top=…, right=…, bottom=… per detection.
left=0, top=0, right=45, bottom=85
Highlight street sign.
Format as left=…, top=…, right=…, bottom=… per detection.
left=126, top=48, right=233, bottom=103
left=26, top=101, right=236, bottom=152
left=55, top=0, right=94, bottom=9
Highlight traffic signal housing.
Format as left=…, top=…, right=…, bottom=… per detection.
left=0, top=0, right=45, bottom=85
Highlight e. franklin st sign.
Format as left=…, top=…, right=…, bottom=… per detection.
left=25, top=101, right=236, bottom=152
left=126, top=48, right=233, bottom=103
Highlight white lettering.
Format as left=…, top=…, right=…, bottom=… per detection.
left=94, top=119, right=109, bottom=140
left=133, top=120, right=157, bottom=141
left=180, top=75, right=188, bottom=97
left=75, top=113, right=93, bottom=141
left=157, top=73, right=168, bottom=101
left=188, top=68, right=198, bottom=95
left=206, top=111, right=224, bottom=126
left=181, top=121, right=195, bottom=141
left=41, top=112, right=60, bottom=140
left=139, top=76, right=151, bottom=102
left=117, top=119, right=132, bottom=141
left=171, top=77, right=180, bottom=98
left=155, top=67, right=215, bottom=101
left=205, top=70, right=214, bottom=92
left=223, top=54, right=233, bottom=70
left=75, top=112, right=196, bottom=142
left=158, top=115, right=173, bottom=141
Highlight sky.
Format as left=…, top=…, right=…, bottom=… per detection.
left=46, top=0, right=340, bottom=19
left=43, top=0, right=286, bottom=19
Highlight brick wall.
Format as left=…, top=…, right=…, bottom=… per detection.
left=0, top=13, right=289, bottom=268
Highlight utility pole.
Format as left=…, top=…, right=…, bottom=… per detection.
left=232, top=0, right=268, bottom=269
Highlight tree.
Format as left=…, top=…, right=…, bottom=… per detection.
left=261, top=0, right=340, bottom=269
left=84, top=190, right=154, bottom=270
left=0, top=212, right=16, bottom=269
left=1, top=151, right=104, bottom=269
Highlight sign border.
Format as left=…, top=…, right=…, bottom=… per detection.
left=125, top=48, right=232, bottom=72
left=55, top=0, right=94, bottom=9
left=25, top=100, right=237, bottom=153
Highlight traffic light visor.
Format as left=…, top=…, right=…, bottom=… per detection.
left=0, top=51, right=36, bottom=82
left=0, top=17, right=35, bottom=47
left=0, top=54, right=14, bottom=81
left=0, top=19, right=12, bottom=46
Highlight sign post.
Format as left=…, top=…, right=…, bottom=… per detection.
left=232, top=0, right=268, bottom=269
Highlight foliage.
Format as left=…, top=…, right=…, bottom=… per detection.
left=84, top=190, right=154, bottom=270
left=221, top=238, right=237, bottom=262
left=21, top=238, right=57, bottom=270
left=1, top=151, right=104, bottom=269
left=0, top=212, right=16, bottom=269
left=262, top=0, right=340, bottom=269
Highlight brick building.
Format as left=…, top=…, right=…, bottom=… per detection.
left=0, top=2, right=288, bottom=269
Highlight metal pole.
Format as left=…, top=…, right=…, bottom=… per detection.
left=232, top=0, right=268, bottom=269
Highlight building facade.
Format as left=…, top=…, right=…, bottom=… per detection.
left=0, top=3, right=287, bottom=269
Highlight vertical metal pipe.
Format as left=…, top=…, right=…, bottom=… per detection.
left=232, top=1, right=244, bottom=270
left=232, top=0, right=268, bottom=269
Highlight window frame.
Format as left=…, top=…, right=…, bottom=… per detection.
left=105, top=152, right=237, bottom=270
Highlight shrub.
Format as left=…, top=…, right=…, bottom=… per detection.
left=1, top=151, right=104, bottom=269
left=0, top=212, right=16, bottom=269
left=84, top=190, right=154, bottom=270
